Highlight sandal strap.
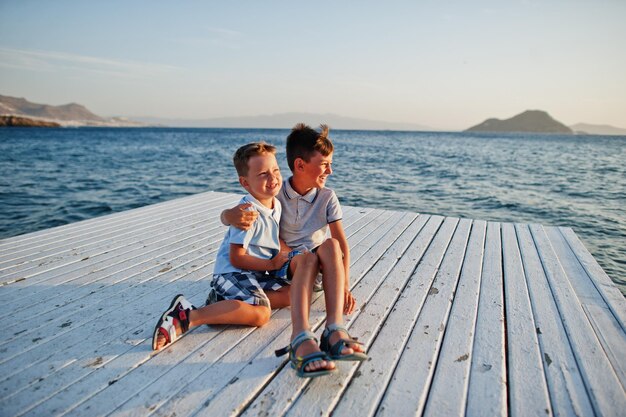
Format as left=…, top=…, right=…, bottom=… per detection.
left=159, top=315, right=179, bottom=345
left=274, top=330, right=317, bottom=357
left=295, top=351, right=330, bottom=370
left=322, top=324, right=364, bottom=357
left=176, top=308, right=191, bottom=333
left=324, top=322, right=347, bottom=334
left=323, top=323, right=361, bottom=342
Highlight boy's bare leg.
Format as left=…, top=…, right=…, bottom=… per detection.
left=316, top=239, right=365, bottom=355
left=265, top=286, right=291, bottom=309
left=289, top=253, right=335, bottom=372
left=153, top=301, right=270, bottom=350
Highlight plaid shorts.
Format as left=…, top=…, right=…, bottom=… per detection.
left=208, top=251, right=301, bottom=308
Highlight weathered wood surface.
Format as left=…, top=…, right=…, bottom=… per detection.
left=0, top=190, right=624, bottom=417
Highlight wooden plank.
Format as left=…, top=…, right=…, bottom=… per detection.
left=0, top=190, right=217, bottom=249
left=75, top=312, right=292, bottom=417
left=263, top=214, right=432, bottom=417
left=0, top=201, right=235, bottom=314
left=0, top=195, right=238, bottom=284
left=18, top=205, right=381, bottom=416
left=516, top=223, right=594, bottom=417
left=558, top=227, right=626, bottom=329
left=0, top=211, right=227, bottom=310
left=147, top=211, right=416, bottom=417
left=0, top=191, right=230, bottom=264
left=0, top=192, right=233, bottom=260
left=1, top=261, right=219, bottom=417
left=330, top=216, right=455, bottom=417
left=501, top=222, right=552, bottom=416
left=0, top=227, right=226, bottom=369
left=364, top=218, right=469, bottom=417
left=0, top=235, right=223, bottom=377
left=0, top=197, right=232, bottom=289
left=544, top=226, right=626, bottom=389
left=530, top=224, right=626, bottom=416
left=466, top=222, right=507, bottom=416
left=423, top=220, right=486, bottom=417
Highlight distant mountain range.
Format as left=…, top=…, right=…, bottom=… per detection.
left=134, top=113, right=431, bottom=131
left=0, top=94, right=145, bottom=127
left=2, top=94, right=625, bottom=134
left=570, top=123, right=626, bottom=136
left=0, top=94, right=429, bottom=130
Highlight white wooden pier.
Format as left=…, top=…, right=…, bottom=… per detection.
left=1, top=190, right=624, bottom=417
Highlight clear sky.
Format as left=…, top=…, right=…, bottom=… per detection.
left=1, top=0, right=625, bottom=130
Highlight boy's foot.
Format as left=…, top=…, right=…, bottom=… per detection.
left=295, top=339, right=336, bottom=373
left=321, top=324, right=368, bottom=361
left=328, top=329, right=366, bottom=355
left=152, top=295, right=195, bottom=351
left=275, top=330, right=335, bottom=378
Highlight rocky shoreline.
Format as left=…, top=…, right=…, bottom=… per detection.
left=0, top=115, right=61, bottom=127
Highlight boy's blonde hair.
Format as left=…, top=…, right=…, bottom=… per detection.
left=286, top=123, right=334, bottom=171
left=233, top=142, right=277, bottom=177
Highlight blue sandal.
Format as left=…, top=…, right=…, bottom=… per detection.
left=320, top=323, right=368, bottom=361
left=275, top=330, right=336, bottom=378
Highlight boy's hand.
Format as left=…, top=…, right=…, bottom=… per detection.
left=344, top=290, right=356, bottom=315
left=270, top=250, right=290, bottom=270
left=224, top=203, right=258, bottom=230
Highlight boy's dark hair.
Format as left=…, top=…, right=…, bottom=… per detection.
left=233, top=142, right=276, bottom=177
left=286, top=123, right=334, bottom=171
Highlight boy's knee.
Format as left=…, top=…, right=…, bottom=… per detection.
left=293, top=251, right=318, bottom=270
left=319, top=238, right=341, bottom=256
left=250, top=306, right=271, bottom=327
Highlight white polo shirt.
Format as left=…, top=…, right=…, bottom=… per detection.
left=213, top=194, right=281, bottom=275
left=277, top=177, right=342, bottom=251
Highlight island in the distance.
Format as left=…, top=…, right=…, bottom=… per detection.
left=0, top=94, right=146, bottom=127
left=465, top=110, right=573, bottom=134
left=0, top=115, right=61, bottom=127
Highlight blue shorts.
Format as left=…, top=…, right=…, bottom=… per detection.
left=208, top=251, right=301, bottom=308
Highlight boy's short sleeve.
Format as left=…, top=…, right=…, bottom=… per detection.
left=227, top=204, right=256, bottom=248
left=228, top=225, right=253, bottom=248
left=326, top=190, right=343, bottom=223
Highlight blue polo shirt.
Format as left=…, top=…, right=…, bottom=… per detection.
left=277, top=177, right=343, bottom=251
left=213, top=194, right=282, bottom=275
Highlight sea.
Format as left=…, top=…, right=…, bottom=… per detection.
left=1, top=127, right=624, bottom=294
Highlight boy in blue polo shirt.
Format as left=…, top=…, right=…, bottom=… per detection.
left=152, top=142, right=336, bottom=377
left=222, top=124, right=367, bottom=372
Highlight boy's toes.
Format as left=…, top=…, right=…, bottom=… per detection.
left=305, top=359, right=334, bottom=372
left=330, top=330, right=365, bottom=356
left=155, top=333, right=167, bottom=350
left=295, top=339, right=335, bottom=372
left=349, top=341, right=365, bottom=353
left=340, top=345, right=354, bottom=356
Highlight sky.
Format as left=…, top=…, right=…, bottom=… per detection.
left=1, top=0, right=625, bottom=130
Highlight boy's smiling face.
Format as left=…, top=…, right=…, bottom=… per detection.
left=239, top=152, right=282, bottom=206
left=294, top=151, right=333, bottom=189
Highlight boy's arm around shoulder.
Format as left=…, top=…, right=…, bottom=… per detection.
left=220, top=203, right=258, bottom=230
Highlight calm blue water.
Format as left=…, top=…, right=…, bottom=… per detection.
left=1, top=127, right=624, bottom=294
